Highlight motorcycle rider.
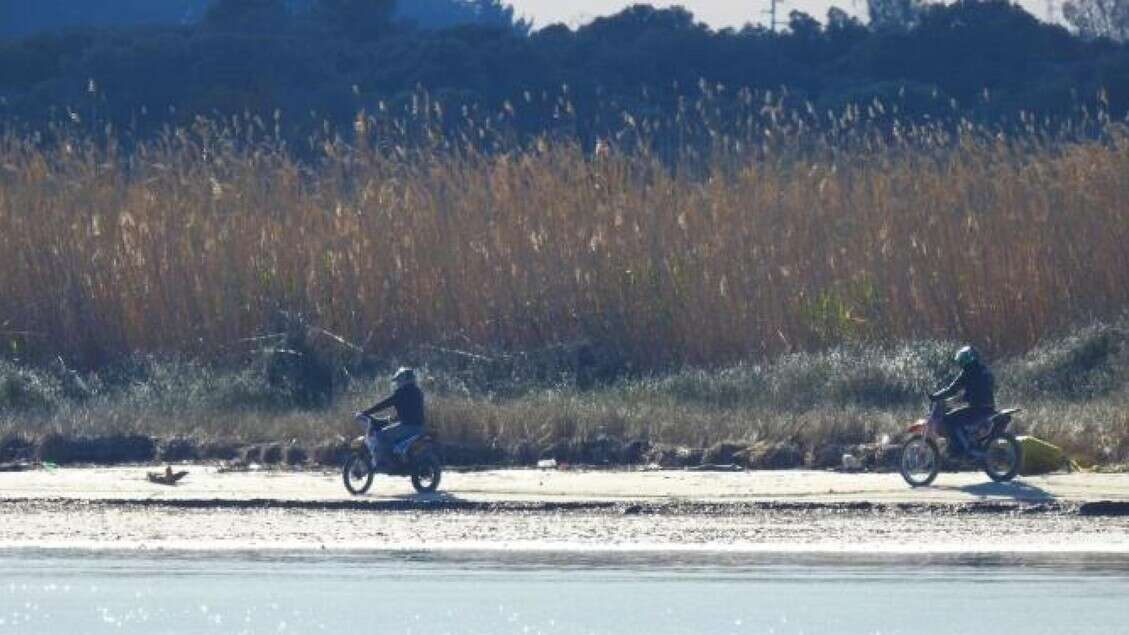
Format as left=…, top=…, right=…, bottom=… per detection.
left=355, top=367, right=425, bottom=466
left=930, top=346, right=996, bottom=456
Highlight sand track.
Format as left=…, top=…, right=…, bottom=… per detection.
left=2, top=467, right=1127, bottom=552
left=2, top=466, right=1127, bottom=505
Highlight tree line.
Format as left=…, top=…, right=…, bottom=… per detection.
left=0, top=0, right=525, bottom=37
left=0, top=0, right=1126, bottom=149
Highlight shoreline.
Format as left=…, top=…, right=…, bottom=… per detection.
left=2, top=494, right=1123, bottom=515
left=6, top=541, right=1129, bottom=556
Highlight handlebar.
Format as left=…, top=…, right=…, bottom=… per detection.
left=354, top=412, right=397, bottom=432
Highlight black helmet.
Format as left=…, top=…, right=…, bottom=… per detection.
left=392, top=367, right=416, bottom=387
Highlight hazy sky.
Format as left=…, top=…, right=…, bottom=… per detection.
left=507, top=0, right=1059, bottom=28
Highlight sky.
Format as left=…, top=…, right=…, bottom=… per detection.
left=506, top=0, right=1060, bottom=29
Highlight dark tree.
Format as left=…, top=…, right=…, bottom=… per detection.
left=313, top=0, right=395, bottom=40
left=867, top=0, right=924, bottom=31
left=398, top=0, right=531, bottom=34
left=1063, top=0, right=1129, bottom=41
left=0, top=1, right=1126, bottom=147
left=204, top=0, right=290, bottom=33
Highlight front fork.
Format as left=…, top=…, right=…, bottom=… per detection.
left=924, top=417, right=950, bottom=464
left=925, top=417, right=943, bottom=445
left=358, top=418, right=384, bottom=467
left=365, top=433, right=380, bottom=462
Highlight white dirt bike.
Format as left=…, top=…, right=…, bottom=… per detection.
left=342, top=414, right=442, bottom=495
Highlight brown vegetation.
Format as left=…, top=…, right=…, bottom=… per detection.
left=1, top=121, right=1127, bottom=369
left=1, top=115, right=1128, bottom=469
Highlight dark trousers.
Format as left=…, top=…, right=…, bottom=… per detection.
left=943, top=406, right=996, bottom=451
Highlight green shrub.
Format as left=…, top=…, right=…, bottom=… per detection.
left=1006, top=323, right=1128, bottom=400
left=0, top=360, right=63, bottom=413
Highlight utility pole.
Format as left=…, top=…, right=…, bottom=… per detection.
left=763, top=0, right=787, bottom=32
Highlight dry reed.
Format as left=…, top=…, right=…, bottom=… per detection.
left=1, top=115, right=1128, bottom=370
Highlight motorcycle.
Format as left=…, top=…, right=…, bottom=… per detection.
left=342, top=414, right=442, bottom=495
left=899, top=399, right=1023, bottom=487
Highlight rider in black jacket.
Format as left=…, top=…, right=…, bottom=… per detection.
left=356, top=367, right=425, bottom=465
left=930, top=346, right=996, bottom=455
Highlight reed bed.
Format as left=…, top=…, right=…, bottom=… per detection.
left=1, top=115, right=1127, bottom=370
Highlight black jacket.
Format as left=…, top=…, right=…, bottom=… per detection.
left=363, top=383, right=426, bottom=427
left=931, top=361, right=996, bottom=408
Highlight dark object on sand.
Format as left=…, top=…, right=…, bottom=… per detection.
left=147, top=465, right=188, bottom=486
left=686, top=463, right=744, bottom=472
left=0, top=461, right=36, bottom=472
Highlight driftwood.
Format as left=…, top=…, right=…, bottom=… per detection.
left=147, top=465, right=189, bottom=486
left=685, top=463, right=744, bottom=472
left=0, top=462, right=35, bottom=473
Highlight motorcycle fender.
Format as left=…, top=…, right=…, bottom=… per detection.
left=906, top=420, right=927, bottom=435
left=349, top=435, right=367, bottom=451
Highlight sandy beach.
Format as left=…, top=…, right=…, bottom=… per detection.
left=1, top=467, right=1126, bottom=553
left=2, top=465, right=1129, bottom=505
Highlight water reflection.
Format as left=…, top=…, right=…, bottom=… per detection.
left=2, top=550, right=1128, bottom=634
left=13, top=547, right=1129, bottom=573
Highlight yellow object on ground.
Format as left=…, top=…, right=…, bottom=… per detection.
left=1018, top=436, right=1064, bottom=475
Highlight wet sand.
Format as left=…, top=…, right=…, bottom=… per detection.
left=2, top=467, right=1128, bottom=552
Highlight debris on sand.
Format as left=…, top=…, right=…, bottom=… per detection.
left=1019, top=436, right=1065, bottom=475
left=841, top=454, right=863, bottom=472
left=0, top=461, right=37, bottom=472
left=686, top=463, right=744, bottom=472
left=147, top=466, right=188, bottom=486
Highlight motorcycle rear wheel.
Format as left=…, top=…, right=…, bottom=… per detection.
left=343, top=452, right=375, bottom=495
left=900, top=436, right=941, bottom=487
left=983, top=432, right=1022, bottom=483
left=410, top=451, right=442, bottom=494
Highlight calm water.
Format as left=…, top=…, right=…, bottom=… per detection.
left=2, top=550, right=1127, bottom=634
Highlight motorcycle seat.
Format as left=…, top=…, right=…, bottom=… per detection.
left=990, top=408, right=1021, bottom=423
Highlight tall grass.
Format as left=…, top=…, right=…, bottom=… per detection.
left=2, top=120, right=1127, bottom=369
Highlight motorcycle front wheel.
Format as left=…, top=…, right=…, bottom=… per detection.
left=983, top=432, right=1022, bottom=483
left=342, top=452, right=375, bottom=495
left=900, top=436, right=941, bottom=487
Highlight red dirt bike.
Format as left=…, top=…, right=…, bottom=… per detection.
left=899, top=399, right=1023, bottom=487
left=342, top=414, right=442, bottom=495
